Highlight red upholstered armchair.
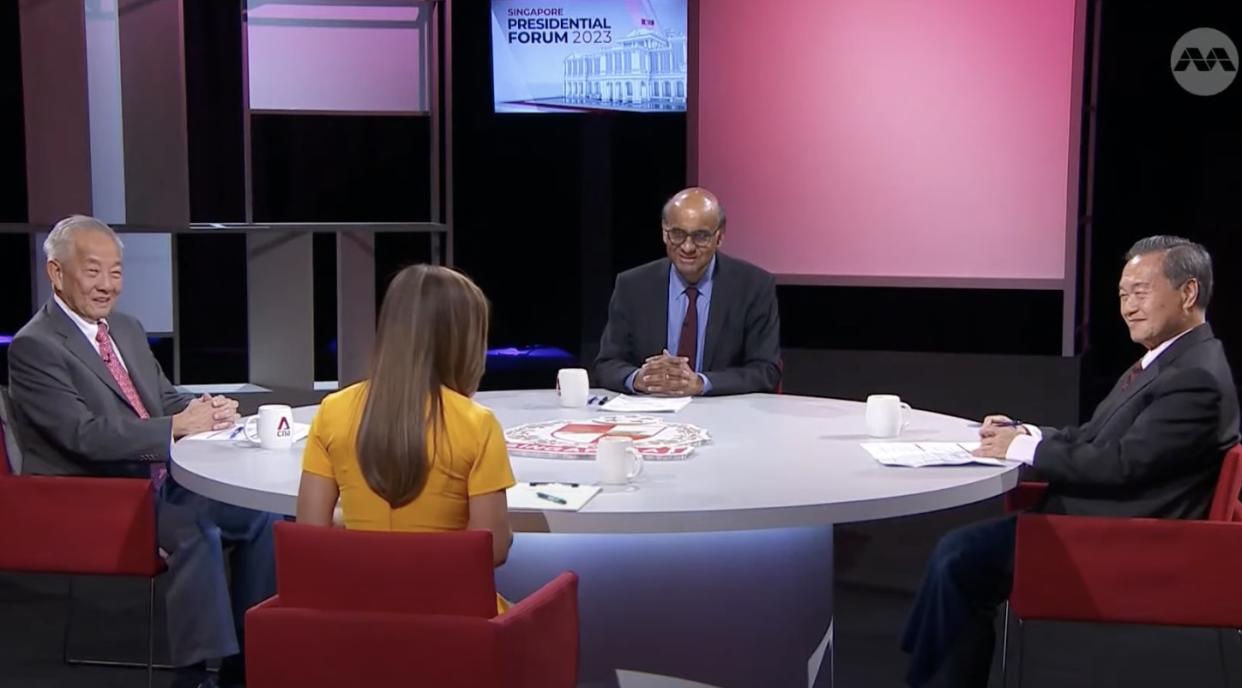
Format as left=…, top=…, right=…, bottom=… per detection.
left=246, top=522, right=580, bottom=688
left=0, top=397, right=165, bottom=687
left=1002, top=445, right=1242, bottom=687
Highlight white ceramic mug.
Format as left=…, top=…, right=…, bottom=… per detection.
left=865, top=394, right=912, bottom=438
left=596, top=436, right=644, bottom=485
left=244, top=404, right=295, bottom=450
left=557, top=368, right=590, bottom=407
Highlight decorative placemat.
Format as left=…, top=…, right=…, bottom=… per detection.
left=505, top=414, right=710, bottom=460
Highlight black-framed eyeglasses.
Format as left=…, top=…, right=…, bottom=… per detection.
left=664, top=227, right=719, bottom=247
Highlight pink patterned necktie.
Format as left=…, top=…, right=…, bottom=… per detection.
left=96, top=321, right=165, bottom=485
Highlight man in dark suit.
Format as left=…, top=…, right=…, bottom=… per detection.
left=7, top=215, right=278, bottom=688
left=594, top=187, right=781, bottom=396
left=902, top=236, right=1240, bottom=687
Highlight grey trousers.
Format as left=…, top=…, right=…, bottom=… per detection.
left=157, top=478, right=278, bottom=667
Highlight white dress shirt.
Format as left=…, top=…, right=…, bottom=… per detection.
left=1005, top=327, right=1196, bottom=464
left=54, top=293, right=129, bottom=372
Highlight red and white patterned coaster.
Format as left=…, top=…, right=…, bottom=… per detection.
left=505, top=414, right=710, bottom=460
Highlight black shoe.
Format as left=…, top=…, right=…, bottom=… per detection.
left=171, top=663, right=217, bottom=688
left=218, top=653, right=246, bottom=687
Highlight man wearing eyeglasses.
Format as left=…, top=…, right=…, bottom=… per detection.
left=594, top=187, right=781, bottom=396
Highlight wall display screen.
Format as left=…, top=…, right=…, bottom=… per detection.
left=247, top=0, right=428, bottom=113
left=694, top=0, right=1082, bottom=287
left=492, top=0, right=688, bottom=113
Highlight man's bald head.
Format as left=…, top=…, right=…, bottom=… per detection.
left=661, top=187, right=726, bottom=283
left=661, top=187, right=726, bottom=231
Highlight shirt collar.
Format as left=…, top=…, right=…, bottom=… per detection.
left=53, top=293, right=105, bottom=341
left=1140, top=326, right=1195, bottom=369
left=669, top=255, right=717, bottom=297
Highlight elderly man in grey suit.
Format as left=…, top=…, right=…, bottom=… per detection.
left=594, top=187, right=781, bottom=396
left=7, top=216, right=278, bottom=688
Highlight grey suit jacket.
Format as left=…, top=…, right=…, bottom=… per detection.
left=593, top=253, right=781, bottom=396
left=0, top=387, right=23, bottom=474
left=7, top=301, right=194, bottom=477
left=1034, top=323, right=1240, bottom=520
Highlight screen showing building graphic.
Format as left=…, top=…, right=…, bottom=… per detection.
left=491, top=0, right=688, bottom=113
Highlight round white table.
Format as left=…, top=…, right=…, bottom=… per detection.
left=172, top=391, right=1018, bottom=688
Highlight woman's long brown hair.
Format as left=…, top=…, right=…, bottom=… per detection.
left=356, top=265, right=489, bottom=508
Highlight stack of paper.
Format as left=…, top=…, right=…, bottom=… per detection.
left=862, top=442, right=1010, bottom=467
left=182, top=427, right=247, bottom=442
left=506, top=482, right=602, bottom=511
left=601, top=395, right=692, bottom=413
left=182, top=422, right=311, bottom=443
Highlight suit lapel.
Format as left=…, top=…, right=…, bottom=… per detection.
left=110, top=318, right=161, bottom=413
left=46, top=303, right=130, bottom=406
left=1090, top=364, right=1159, bottom=430
left=703, top=255, right=730, bottom=369
left=1088, top=324, right=1214, bottom=433
left=644, top=259, right=671, bottom=357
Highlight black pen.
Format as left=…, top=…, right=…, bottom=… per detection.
left=536, top=491, right=568, bottom=505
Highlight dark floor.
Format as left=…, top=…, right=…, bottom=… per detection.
left=2, top=502, right=1238, bottom=687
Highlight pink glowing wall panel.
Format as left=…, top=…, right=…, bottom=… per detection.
left=246, top=2, right=428, bottom=112
left=694, top=0, right=1081, bottom=283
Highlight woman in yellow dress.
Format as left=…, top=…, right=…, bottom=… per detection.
left=296, top=265, right=515, bottom=573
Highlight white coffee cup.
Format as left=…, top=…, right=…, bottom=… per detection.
left=866, top=394, right=912, bottom=438
left=557, top=368, right=590, bottom=407
left=244, top=404, right=295, bottom=450
left=596, top=436, right=644, bottom=485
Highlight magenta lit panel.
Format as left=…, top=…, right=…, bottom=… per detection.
left=695, top=0, right=1079, bottom=282
left=246, top=2, right=427, bottom=112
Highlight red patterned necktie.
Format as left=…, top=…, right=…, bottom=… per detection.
left=1119, top=359, right=1144, bottom=391
left=96, top=321, right=165, bottom=485
left=676, top=287, right=699, bottom=372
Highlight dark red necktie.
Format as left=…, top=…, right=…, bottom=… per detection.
left=676, top=287, right=699, bottom=372
left=1119, top=360, right=1143, bottom=391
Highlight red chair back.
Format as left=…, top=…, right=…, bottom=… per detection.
left=1011, top=446, right=1242, bottom=628
left=1208, top=445, right=1242, bottom=523
left=273, top=521, right=498, bottom=618
left=247, top=572, right=581, bottom=688
left=1011, top=515, right=1242, bottom=627
left=248, top=606, right=504, bottom=688
left=0, top=475, right=162, bottom=575
left=1004, top=481, right=1048, bottom=513
left=0, top=389, right=162, bottom=576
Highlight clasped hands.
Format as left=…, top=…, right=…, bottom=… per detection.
left=633, top=350, right=704, bottom=397
left=972, top=414, right=1028, bottom=459
left=172, top=393, right=241, bottom=438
